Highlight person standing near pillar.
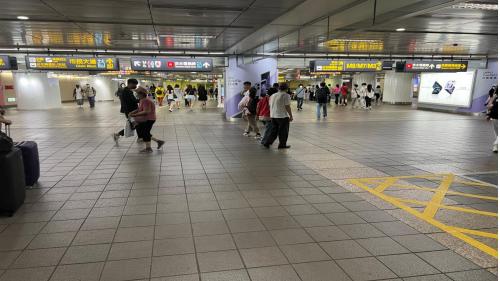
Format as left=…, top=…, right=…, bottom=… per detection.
left=263, top=83, right=293, bottom=149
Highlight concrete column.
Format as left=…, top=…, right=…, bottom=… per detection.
left=383, top=72, right=413, bottom=104
left=352, top=73, right=376, bottom=88
left=89, top=76, right=116, bottom=101
left=13, top=72, right=62, bottom=110
left=224, top=57, right=277, bottom=119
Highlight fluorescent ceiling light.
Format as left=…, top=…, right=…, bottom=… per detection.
left=452, top=2, right=498, bottom=10
left=17, top=16, right=29, bottom=20
left=396, top=28, right=406, bottom=32
left=158, top=34, right=216, bottom=39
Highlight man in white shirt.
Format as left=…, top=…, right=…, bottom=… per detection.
left=241, top=81, right=252, bottom=97
left=263, top=83, right=293, bottom=149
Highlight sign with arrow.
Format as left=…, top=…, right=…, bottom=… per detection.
left=26, top=56, right=119, bottom=71
left=130, top=57, right=213, bottom=72
left=398, top=61, right=468, bottom=72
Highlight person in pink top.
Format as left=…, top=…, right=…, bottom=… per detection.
left=129, top=86, right=165, bottom=153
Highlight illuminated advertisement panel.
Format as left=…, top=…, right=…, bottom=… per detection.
left=418, top=71, right=475, bottom=107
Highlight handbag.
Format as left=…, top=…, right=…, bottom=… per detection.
left=124, top=119, right=135, bottom=138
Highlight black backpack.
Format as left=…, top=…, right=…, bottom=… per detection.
left=316, top=88, right=329, bottom=102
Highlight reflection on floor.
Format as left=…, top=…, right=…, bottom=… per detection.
left=0, top=100, right=497, bottom=281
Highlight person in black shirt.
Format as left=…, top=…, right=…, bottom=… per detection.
left=315, top=82, right=330, bottom=120
left=113, top=78, right=139, bottom=145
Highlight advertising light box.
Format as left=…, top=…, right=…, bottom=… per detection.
left=418, top=71, right=475, bottom=107
left=130, top=57, right=213, bottom=72
left=0, top=56, right=18, bottom=70
left=310, top=60, right=383, bottom=73
left=26, top=56, right=119, bottom=71
left=398, top=61, right=468, bottom=72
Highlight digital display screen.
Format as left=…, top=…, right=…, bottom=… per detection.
left=130, top=57, right=213, bottom=72
left=310, top=60, right=383, bottom=72
left=26, top=56, right=119, bottom=71
left=418, top=71, right=475, bottom=107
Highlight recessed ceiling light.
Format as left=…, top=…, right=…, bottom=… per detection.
left=396, top=28, right=406, bottom=32
left=17, top=16, right=29, bottom=20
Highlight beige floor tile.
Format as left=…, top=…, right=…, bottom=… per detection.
left=153, top=237, right=195, bottom=256
left=293, top=260, right=351, bottom=281
left=233, top=231, right=276, bottom=249
left=194, top=234, right=235, bottom=252
left=279, top=243, right=331, bottom=263
left=28, top=232, right=76, bottom=249
left=108, top=240, right=153, bottom=260
left=119, top=214, right=156, bottom=227
left=247, top=265, right=301, bottom=281
left=0, top=235, right=34, bottom=251
left=81, top=217, right=120, bottom=230
left=240, top=246, right=288, bottom=268
left=227, top=219, right=266, bottom=233
left=192, top=221, right=229, bottom=236
left=114, top=226, right=154, bottom=242
left=50, top=262, right=104, bottom=281
left=72, top=229, right=116, bottom=245
left=197, top=250, right=244, bottom=272
left=270, top=228, right=314, bottom=245
left=101, top=257, right=151, bottom=281
left=0, top=267, right=55, bottom=281
left=0, top=251, right=20, bottom=269
left=305, top=226, right=350, bottom=242
left=151, top=254, right=198, bottom=277
left=60, top=244, right=110, bottom=264
left=11, top=247, right=66, bottom=268
left=41, top=219, right=84, bottom=234
left=151, top=274, right=199, bottom=281
left=155, top=224, right=192, bottom=239
left=201, top=269, right=250, bottom=281
left=1, top=222, right=46, bottom=236
left=156, top=213, right=190, bottom=225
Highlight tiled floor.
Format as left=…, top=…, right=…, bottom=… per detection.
left=0, top=100, right=497, bottom=281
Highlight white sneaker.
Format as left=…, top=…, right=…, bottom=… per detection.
left=493, top=144, right=498, bottom=153
left=243, top=132, right=250, bottom=137
left=255, top=135, right=262, bottom=140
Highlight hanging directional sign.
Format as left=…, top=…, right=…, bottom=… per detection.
left=399, top=61, right=468, bottom=72
left=130, top=57, right=213, bottom=72
left=0, top=55, right=18, bottom=70
left=26, top=56, right=119, bottom=71
left=310, top=60, right=383, bottom=73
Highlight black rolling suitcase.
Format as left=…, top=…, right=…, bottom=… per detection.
left=15, top=141, right=40, bottom=186
left=0, top=148, right=26, bottom=216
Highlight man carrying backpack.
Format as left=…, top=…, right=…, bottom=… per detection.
left=316, top=82, right=330, bottom=120
left=84, top=84, right=97, bottom=108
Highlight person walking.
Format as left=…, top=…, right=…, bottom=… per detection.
left=166, top=85, right=175, bottom=112
left=263, top=83, right=293, bottom=149
left=332, top=84, right=341, bottom=105
left=365, top=84, right=375, bottom=110
left=486, top=88, right=498, bottom=152
left=351, top=84, right=361, bottom=108
left=360, top=83, right=368, bottom=109
left=239, top=87, right=261, bottom=139
left=174, top=84, right=183, bottom=109
left=129, top=86, right=165, bottom=153
left=374, top=85, right=382, bottom=105
left=315, top=82, right=329, bottom=120
left=155, top=86, right=165, bottom=106
left=295, top=84, right=305, bottom=111
left=257, top=90, right=272, bottom=145
left=84, top=84, right=97, bottom=108
left=73, top=84, right=84, bottom=108
left=185, top=85, right=196, bottom=110
left=340, top=83, right=349, bottom=106
left=241, top=81, right=252, bottom=97
left=198, top=85, right=208, bottom=109
left=113, top=78, right=139, bottom=144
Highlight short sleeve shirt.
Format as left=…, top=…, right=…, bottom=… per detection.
left=269, top=91, right=291, bottom=118
left=139, top=98, right=156, bottom=121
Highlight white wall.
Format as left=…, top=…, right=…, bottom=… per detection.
left=89, top=76, right=115, bottom=101
left=383, top=72, right=413, bottom=104
left=352, top=73, right=376, bottom=88
left=13, top=72, right=62, bottom=110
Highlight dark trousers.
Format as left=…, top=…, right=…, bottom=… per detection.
left=334, top=94, right=340, bottom=105
left=365, top=96, right=372, bottom=108
left=88, top=96, right=95, bottom=108
left=136, top=120, right=155, bottom=142
left=260, top=120, right=273, bottom=145
left=265, top=117, right=290, bottom=147
left=297, top=98, right=304, bottom=109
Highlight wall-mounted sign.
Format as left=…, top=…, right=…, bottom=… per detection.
left=382, top=61, right=393, bottom=70
left=130, top=57, right=213, bottom=72
left=0, top=56, right=18, bottom=70
left=397, top=61, right=468, bottom=72
left=310, top=60, right=383, bottom=73
left=26, top=56, right=119, bottom=71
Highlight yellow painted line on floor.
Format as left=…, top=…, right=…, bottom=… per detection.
left=390, top=183, right=498, bottom=201
left=349, top=177, right=498, bottom=258
left=374, top=178, right=398, bottom=193
left=423, top=174, right=454, bottom=219
left=449, top=226, right=499, bottom=239
left=395, top=197, right=498, bottom=217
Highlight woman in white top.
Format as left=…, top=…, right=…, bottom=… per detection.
left=166, top=85, right=175, bottom=112
left=351, top=84, right=361, bottom=108
left=174, top=84, right=182, bottom=109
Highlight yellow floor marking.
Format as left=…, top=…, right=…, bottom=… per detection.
left=449, top=226, right=499, bottom=239
left=374, top=178, right=398, bottom=193
left=389, top=183, right=498, bottom=201
left=395, top=197, right=498, bottom=217
left=349, top=174, right=498, bottom=258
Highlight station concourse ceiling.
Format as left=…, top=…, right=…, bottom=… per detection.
left=0, top=0, right=497, bottom=56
